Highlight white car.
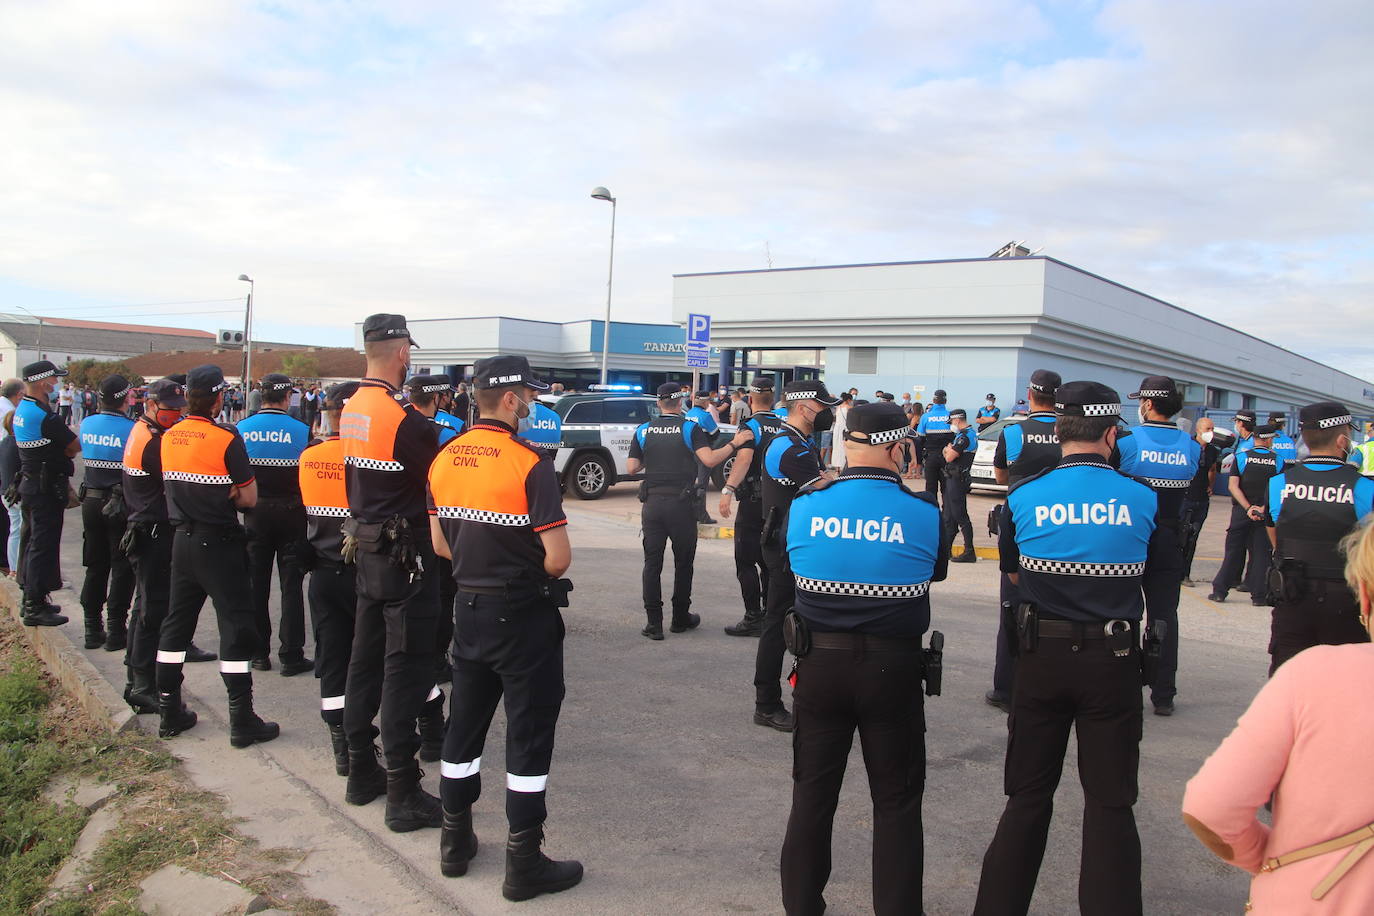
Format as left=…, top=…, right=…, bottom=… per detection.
left=969, top=416, right=1025, bottom=494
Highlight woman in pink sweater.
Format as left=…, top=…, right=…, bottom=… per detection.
left=1182, top=521, right=1374, bottom=912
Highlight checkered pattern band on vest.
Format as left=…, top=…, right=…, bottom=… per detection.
left=1317, top=415, right=1353, bottom=429
left=1020, top=555, right=1146, bottom=577
left=305, top=505, right=350, bottom=517
left=1055, top=402, right=1121, bottom=417
left=769, top=474, right=795, bottom=485
left=345, top=455, right=405, bottom=472
left=784, top=390, right=819, bottom=401
left=124, top=467, right=150, bottom=477
left=164, top=470, right=234, bottom=485
left=435, top=505, right=532, bottom=526
left=17, top=438, right=52, bottom=448
left=795, top=576, right=931, bottom=599
left=1142, top=476, right=1191, bottom=489
left=249, top=457, right=300, bottom=466
left=84, top=458, right=123, bottom=470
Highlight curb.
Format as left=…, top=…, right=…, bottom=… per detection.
left=2, top=579, right=139, bottom=735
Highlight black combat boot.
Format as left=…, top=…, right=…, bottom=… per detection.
left=326, top=724, right=349, bottom=776
left=723, top=607, right=764, bottom=637
left=950, top=547, right=977, bottom=563
left=226, top=683, right=281, bottom=748
left=502, top=823, right=584, bottom=902
left=157, top=690, right=198, bottom=738
left=83, top=608, right=107, bottom=649
left=104, top=612, right=128, bottom=651
left=125, top=665, right=158, bottom=714
left=440, top=807, right=479, bottom=877
left=418, top=694, right=445, bottom=763
left=384, top=759, right=442, bottom=832
left=22, top=593, right=67, bottom=627
left=344, top=745, right=388, bottom=805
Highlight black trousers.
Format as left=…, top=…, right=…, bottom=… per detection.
left=157, top=526, right=262, bottom=698
left=1142, top=524, right=1183, bottom=707
left=308, top=561, right=357, bottom=725
left=436, top=555, right=456, bottom=678
left=1269, top=580, right=1369, bottom=675
left=781, top=641, right=926, bottom=915
left=733, top=499, right=768, bottom=614
left=0, top=501, right=9, bottom=571
left=1179, top=497, right=1211, bottom=581
left=992, top=573, right=1018, bottom=696
left=940, top=469, right=973, bottom=550
left=126, top=523, right=173, bottom=671
left=1211, top=505, right=1269, bottom=599
left=21, top=490, right=65, bottom=599
left=754, top=542, right=795, bottom=711
left=79, top=495, right=134, bottom=621
left=974, top=637, right=1143, bottom=916
left=343, top=544, right=439, bottom=767
left=922, top=451, right=947, bottom=502
left=440, top=591, right=566, bottom=832
left=244, top=498, right=308, bottom=662
left=640, top=493, right=697, bottom=625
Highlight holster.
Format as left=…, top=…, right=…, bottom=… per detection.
left=1000, top=599, right=1018, bottom=658
left=638, top=480, right=649, bottom=503
left=761, top=506, right=780, bottom=549
left=536, top=577, right=574, bottom=608
left=782, top=611, right=811, bottom=658
left=3, top=474, right=20, bottom=508
left=988, top=503, right=1003, bottom=537
left=102, top=484, right=127, bottom=520
left=1268, top=558, right=1308, bottom=604
left=1141, top=619, right=1167, bottom=686
left=1016, top=603, right=1039, bottom=655
left=923, top=631, right=944, bottom=697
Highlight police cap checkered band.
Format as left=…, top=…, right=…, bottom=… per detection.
left=1053, top=380, right=1122, bottom=417
left=1317, top=414, right=1353, bottom=429
left=261, top=373, right=292, bottom=392
left=406, top=373, right=451, bottom=394
left=844, top=402, right=911, bottom=444
left=747, top=376, right=775, bottom=393
left=785, top=389, right=818, bottom=401
left=1028, top=369, right=1061, bottom=395
left=948, top=408, right=967, bottom=420
left=1299, top=401, right=1353, bottom=431
left=657, top=382, right=689, bottom=399
left=22, top=360, right=67, bottom=382
left=864, top=426, right=915, bottom=445
left=100, top=374, right=131, bottom=401
left=1128, top=375, right=1177, bottom=400
left=783, top=380, right=839, bottom=406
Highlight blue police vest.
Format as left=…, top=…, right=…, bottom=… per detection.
left=79, top=411, right=136, bottom=488
left=521, top=402, right=562, bottom=455
left=435, top=409, right=466, bottom=440
left=917, top=404, right=952, bottom=437
left=1006, top=457, right=1158, bottom=622
left=1116, top=421, right=1199, bottom=520
left=1272, top=434, right=1297, bottom=464
left=788, top=472, right=943, bottom=637
left=235, top=408, right=310, bottom=497
left=432, top=418, right=458, bottom=446
left=686, top=406, right=719, bottom=436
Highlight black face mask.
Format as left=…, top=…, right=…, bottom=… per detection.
left=810, top=406, right=834, bottom=433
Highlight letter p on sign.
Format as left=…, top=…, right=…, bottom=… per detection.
left=688, top=313, right=711, bottom=344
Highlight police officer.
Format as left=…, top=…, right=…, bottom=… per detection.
left=718, top=377, right=783, bottom=636
left=428, top=355, right=582, bottom=900
left=520, top=398, right=562, bottom=460
left=686, top=392, right=721, bottom=524
left=1268, top=411, right=1298, bottom=463
left=780, top=402, right=948, bottom=915
left=626, top=382, right=742, bottom=640
left=15, top=360, right=79, bottom=626
left=1180, top=417, right=1225, bottom=588
left=914, top=389, right=953, bottom=500
left=985, top=368, right=1061, bottom=712
left=156, top=365, right=279, bottom=748
left=1232, top=407, right=1257, bottom=455
left=747, top=380, right=839, bottom=731
left=76, top=374, right=136, bottom=649
left=974, top=381, right=1162, bottom=915
left=120, top=378, right=187, bottom=714
left=236, top=373, right=313, bottom=675
left=1263, top=401, right=1374, bottom=674
left=299, top=381, right=359, bottom=777
left=1116, top=375, right=1200, bottom=716
left=942, top=408, right=978, bottom=563
left=410, top=374, right=463, bottom=444
left=1209, top=425, right=1281, bottom=605
left=975, top=393, right=1001, bottom=431
left=340, top=314, right=443, bottom=830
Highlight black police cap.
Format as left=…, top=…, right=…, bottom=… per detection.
left=146, top=378, right=187, bottom=409
left=1054, top=381, right=1122, bottom=417
left=1268, top=411, right=1286, bottom=423
left=186, top=364, right=228, bottom=396
left=406, top=373, right=452, bottom=394
left=880, top=392, right=895, bottom=402
left=472, top=355, right=548, bottom=391
left=260, top=372, right=293, bottom=394
left=948, top=408, right=968, bottom=420
left=1234, top=408, right=1257, bottom=424
left=1028, top=369, right=1061, bottom=396
left=844, top=402, right=915, bottom=445
left=1128, top=375, right=1178, bottom=400
left=22, top=360, right=67, bottom=383
left=361, top=313, right=419, bottom=346
left=747, top=376, right=775, bottom=393
left=782, top=380, right=840, bottom=406
left=1254, top=424, right=1278, bottom=437
left=932, top=389, right=947, bottom=400
left=1298, top=401, right=1353, bottom=431
left=986, top=392, right=996, bottom=400
left=324, top=381, right=359, bottom=410
left=655, top=382, right=688, bottom=400
left=100, top=374, right=131, bottom=401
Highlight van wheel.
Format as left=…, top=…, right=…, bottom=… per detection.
left=568, top=453, right=612, bottom=500
left=711, top=455, right=735, bottom=491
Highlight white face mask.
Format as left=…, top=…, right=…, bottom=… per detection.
left=1138, top=406, right=1148, bottom=425
left=1200, top=430, right=1215, bottom=444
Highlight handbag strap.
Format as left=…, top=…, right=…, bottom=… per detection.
left=1260, top=823, right=1374, bottom=900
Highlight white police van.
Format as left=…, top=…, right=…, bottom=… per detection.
left=541, top=391, right=736, bottom=500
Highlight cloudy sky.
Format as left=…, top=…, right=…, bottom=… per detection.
left=3, top=0, right=1371, bottom=380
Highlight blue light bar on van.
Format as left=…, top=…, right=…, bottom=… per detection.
left=588, top=384, right=643, bottom=392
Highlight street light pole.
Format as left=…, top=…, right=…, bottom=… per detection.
left=591, top=186, right=617, bottom=386
left=238, top=274, right=254, bottom=388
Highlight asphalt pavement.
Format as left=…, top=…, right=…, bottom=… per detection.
left=48, top=469, right=1263, bottom=914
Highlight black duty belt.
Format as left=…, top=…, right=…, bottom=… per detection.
left=256, top=494, right=304, bottom=506
left=1036, top=618, right=1136, bottom=640
left=82, top=487, right=111, bottom=500
left=174, top=520, right=243, bottom=536
left=809, top=631, right=924, bottom=652
left=458, top=585, right=507, bottom=596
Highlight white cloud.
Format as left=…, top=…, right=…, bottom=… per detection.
left=0, top=0, right=1370, bottom=380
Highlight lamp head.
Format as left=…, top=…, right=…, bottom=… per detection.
left=590, top=186, right=614, bottom=202
left=238, top=274, right=252, bottom=282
